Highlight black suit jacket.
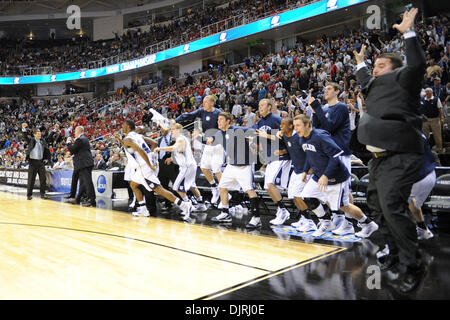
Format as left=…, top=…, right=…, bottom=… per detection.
left=22, top=129, right=51, bottom=161
left=356, top=36, right=426, bottom=153
left=67, top=134, right=95, bottom=170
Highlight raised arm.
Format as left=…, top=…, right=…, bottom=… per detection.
left=394, top=8, right=426, bottom=90
left=353, top=44, right=373, bottom=91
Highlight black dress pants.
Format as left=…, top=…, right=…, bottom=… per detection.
left=366, top=152, right=423, bottom=268
left=69, top=168, right=80, bottom=198
left=158, top=159, right=179, bottom=206
left=75, top=166, right=96, bottom=204
left=27, top=159, right=47, bottom=197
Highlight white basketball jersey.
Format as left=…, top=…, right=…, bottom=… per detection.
left=124, top=131, right=153, bottom=170
left=173, top=135, right=196, bottom=167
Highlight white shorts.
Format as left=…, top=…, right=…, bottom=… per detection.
left=300, top=178, right=350, bottom=211
left=130, top=166, right=160, bottom=192
left=339, top=154, right=351, bottom=181
left=124, top=163, right=137, bottom=181
left=200, top=149, right=225, bottom=173
left=409, top=170, right=436, bottom=208
left=287, top=172, right=311, bottom=199
left=173, top=164, right=198, bottom=193
left=219, top=165, right=254, bottom=192
left=264, top=160, right=292, bottom=189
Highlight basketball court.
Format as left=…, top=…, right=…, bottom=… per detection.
left=0, top=191, right=345, bottom=299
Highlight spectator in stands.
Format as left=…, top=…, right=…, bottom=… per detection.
left=420, top=87, right=445, bottom=153
left=94, top=153, right=107, bottom=170
left=52, top=155, right=66, bottom=169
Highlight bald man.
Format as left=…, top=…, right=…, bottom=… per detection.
left=67, top=126, right=96, bottom=207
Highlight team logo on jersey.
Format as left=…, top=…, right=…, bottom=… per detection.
left=302, top=143, right=317, bottom=152
left=287, top=141, right=292, bottom=147
left=259, top=125, right=272, bottom=132
left=206, top=116, right=211, bottom=121
left=97, top=175, right=107, bottom=193
left=219, top=32, right=227, bottom=43
left=225, top=134, right=230, bottom=140
left=270, top=15, right=280, bottom=28
left=149, top=183, right=155, bottom=189
left=326, top=0, right=338, bottom=11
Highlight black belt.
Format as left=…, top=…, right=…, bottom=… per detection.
left=372, top=151, right=395, bottom=159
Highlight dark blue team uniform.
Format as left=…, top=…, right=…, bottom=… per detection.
left=301, top=128, right=350, bottom=185
left=417, top=133, right=437, bottom=182
left=252, top=112, right=282, bottom=162
left=175, top=108, right=221, bottom=132
left=282, top=132, right=306, bottom=174
left=310, top=100, right=352, bottom=156
left=211, top=126, right=255, bottom=166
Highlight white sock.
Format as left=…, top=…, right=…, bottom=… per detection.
left=358, top=215, right=368, bottom=223
left=313, top=204, right=326, bottom=218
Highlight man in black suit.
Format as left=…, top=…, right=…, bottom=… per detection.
left=157, top=124, right=178, bottom=209
left=21, top=122, right=51, bottom=200
left=354, top=8, right=427, bottom=293
left=66, top=126, right=96, bottom=207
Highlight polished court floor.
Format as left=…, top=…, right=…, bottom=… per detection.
left=0, top=186, right=449, bottom=300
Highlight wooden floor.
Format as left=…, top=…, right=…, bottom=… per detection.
left=0, top=191, right=345, bottom=300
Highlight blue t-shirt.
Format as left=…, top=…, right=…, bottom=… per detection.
left=283, top=132, right=307, bottom=174
left=417, top=133, right=437, bottom=182
left=301, top=128, right=350, bottom=185
left=252, top=112, right=282, bottom=162
left=311, top=100, right=351, bottom=156
left=221, top=126, right=255, bottom=166
left=175, top=107, right=221, bottom=132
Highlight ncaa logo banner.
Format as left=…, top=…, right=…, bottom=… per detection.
left=97, top=175, right=107, bottom=193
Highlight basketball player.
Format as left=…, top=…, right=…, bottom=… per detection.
left=295, top=115, right=377, bottom=238
left=175, top=95, right=223, bottom=204
left=154, top=123, right=206, bottom=216
left=409, top=134, right=436, bottom=240
left=117, top=120, right=192, bottom=219
left=309, top=83, right=357, bottom=233
left=209, top=113, right=261, bottom=229
left=275, top=118, right=316, bottom=232
left=253, top=98, right=291, bottom=226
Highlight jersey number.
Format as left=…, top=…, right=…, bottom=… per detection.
left=142, top=143, right=151, bottom=153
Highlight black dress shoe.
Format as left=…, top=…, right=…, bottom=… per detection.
left=398, top=263, right=428, bottom=294
left=68, top=198, right=80, bottom=205
left=27, top=196, right=32, bottom=200
left=377, top=254, right=400, bottom=271
left=81, top=202, right=96, bottom=207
